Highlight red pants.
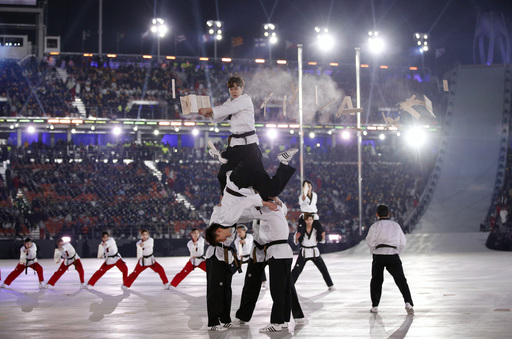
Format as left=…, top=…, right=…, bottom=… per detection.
left=124, top=261, right=168, bottom=288
left=87, top=260, right=128, bottom=286
left=170, top=260, right=206, bottom=287
left=4, top=262, right=44, bottom=286
left=47, top=259, right=85, bottom=286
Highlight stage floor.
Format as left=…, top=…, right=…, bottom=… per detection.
left=0, top=232, right=510, bottom=338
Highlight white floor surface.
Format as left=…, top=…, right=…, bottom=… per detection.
left=0, top=232, right=511, bottom=338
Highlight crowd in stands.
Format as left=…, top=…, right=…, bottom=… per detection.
left=1, top=54, right=444, bottom=125
left=0, top=138, right=434, bottom=241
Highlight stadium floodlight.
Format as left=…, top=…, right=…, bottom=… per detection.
left=192, top=128, right=199, bottom=136
left=207, top=20, right=223, bottom=59
left=405, top=126, right=427, bottom=147
left=267, top=129, right=277, bottom=140
left=368, top=31, right=384, bottom=54
left=379, top=133, right=386, bottom=140
left=414, top=32, right=429, bottom=53
left=263, top=23, right=278, bottom=44
left=309, top=132, right=315, bottom=139
left=341, top=130, right=351, bottom=140
left=27, top=125, right=36, bottom=133
left=315, top=27, right=334, bottom=52
left=154, top=129, right=160, bottom=136
left=151, top=18, right=168, bottom=61
left=151, top=18, right=168, bottom=38
left=112, top=126, right=121, bottom=135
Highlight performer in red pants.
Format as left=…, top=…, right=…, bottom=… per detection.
left=1, top=238, right=45, bottom=289
left=45, top=238, right=85, bottom=288
left=123, top=229, right=170, bottom=289
left=86, top=232, right=128, bottom=288
left=170, top=228, right=206, bottom=287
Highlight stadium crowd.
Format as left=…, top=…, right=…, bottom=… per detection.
left=0, top=137, right=434, bottom=241
left=1, top=54, right=443, bottom=125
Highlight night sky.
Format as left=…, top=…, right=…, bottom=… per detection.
left=2, top=0, right=512, bottom=66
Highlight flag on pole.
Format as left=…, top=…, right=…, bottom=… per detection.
left=176, top=34, right=187, bottom=43
left=231, top=36, right=243, bottom=47
left=254, top=38, right=266, bottom=48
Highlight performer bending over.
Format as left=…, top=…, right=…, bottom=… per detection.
left=123, top=229, right=170, bottom=290
left=45, top=238, right=85, bottom=288
left=292, top=213, right=334, bottom=290
left=86, top=232, right=128, bottom=289
left=1, top=238, right=45, bottom=289
left=170, top=228, right=206, bottom=287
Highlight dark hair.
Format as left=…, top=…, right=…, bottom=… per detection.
left=57, top=238, right=64, bottom=244
left=24, top=238, right=32, bottom=243
left=377, top=204, right=389, bottom=218
left=140, top=229, right=149, bottom=235
left=101, top=231, right=109, bottom=238
left=191, top=228, right=199, bottom=233
left=304, top=213, right=314, bottom=220
left=302, top=179, right=312, bottom=186
left=227, top=76, right=245, bottom=88
left=204, top=223, right=222, bottom=246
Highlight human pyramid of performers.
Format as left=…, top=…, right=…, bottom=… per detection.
left=0, top=76, right=414, bottom=332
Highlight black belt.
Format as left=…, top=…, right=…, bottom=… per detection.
left=107, top=252, right=120, bottom=258
left=25, top=258, right=36, bottom=275
left=226, top=187, right=244, bottom=197
left=230, top=130, right=256, bottom=138
left=228, top=130, right=256, bottom=146
left=142, top=253, right=153, bottom=267
left=253, top=240, right=288, bottom=262
left=376, top=244, right=397, bottom=249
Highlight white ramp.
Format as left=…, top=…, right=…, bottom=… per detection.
left=416, top=66, right=507, bottom=233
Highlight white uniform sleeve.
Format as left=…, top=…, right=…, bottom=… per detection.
left=211, top=95, right=252, bottom=122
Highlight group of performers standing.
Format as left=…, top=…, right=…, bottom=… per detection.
left=0, top=75, right=414, bottom=332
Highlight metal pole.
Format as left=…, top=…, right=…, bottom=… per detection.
left=98, top=0, right=103, bottom=55
left=214, top=39, right=217, bottom=59
left=298, top=44, right=304, bottom=187
left=355, top=47, right=363, bottom=236
left=157, top=35, right=161, bottom=61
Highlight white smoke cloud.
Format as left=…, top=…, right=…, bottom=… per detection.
left=244, top=67, right=346, bottom=123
